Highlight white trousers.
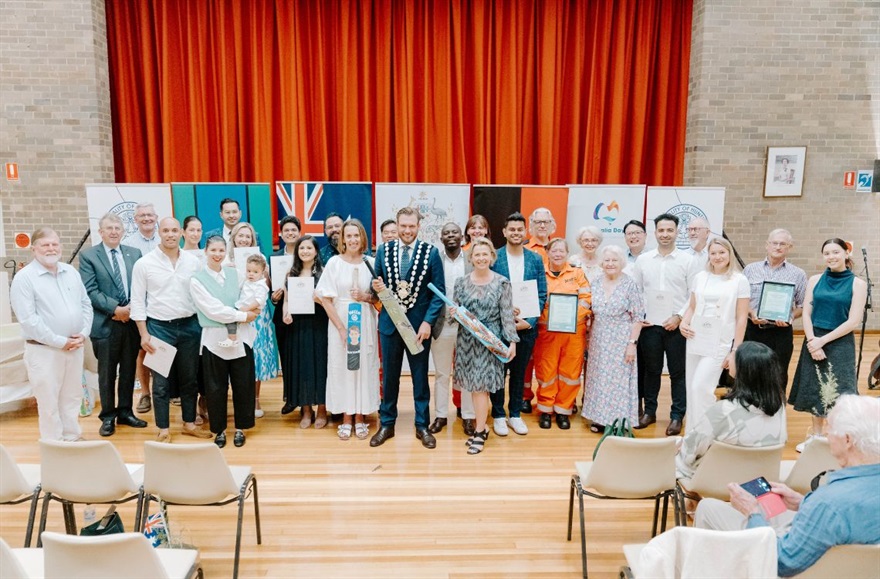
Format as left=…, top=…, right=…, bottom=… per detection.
left=431, top=325, right=474, bottom=419
left=685, top=345, right=727, bottom=430
left=23, top=343, right=83, bottom=441
left=695, top=498, right=795, bottom=535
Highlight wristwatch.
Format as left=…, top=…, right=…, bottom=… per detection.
left=627, top=339, right=638, bottom=345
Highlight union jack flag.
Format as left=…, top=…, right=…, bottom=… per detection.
left=275, top=182, right=374, bottom=248
left=142, top=511, right=168, bottom=547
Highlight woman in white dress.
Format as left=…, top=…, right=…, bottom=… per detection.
left=679, top=238, right=750, bottom=429
left=316, top=219, right=381, bottom=441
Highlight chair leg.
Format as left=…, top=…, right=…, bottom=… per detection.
left=37, top=493, right=52, bottom=547
left=234, top=492, right=246, bottom=579
left=250, top=477, right=262, bottom=545
left=567, top=476, right=576, bottom=541
left=24, top=491, right=40, bottom=547
left=140, top=495, right=151, bottom=532
left=651, top=496, right=660, bottom=537
left=62, top=501, right=76, bottom=535
left=660, top=492, right=670, bottom=534
left=578, top=489, right=588, bottom=579
left=134, top=490, right=145, bottom=533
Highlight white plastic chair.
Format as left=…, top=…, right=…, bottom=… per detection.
left=779, top=437, right=839, bottom=495
left=790, top=544, right=880, bottom=578
left=40, top=531, right=202, bottom=579
left=567, top=436, right=679, bottom=578
left=676, top=441, right=784, bottom=522
left=142, top=441, right=261, bottom=579
left=0, top=444, right=41, bottom=547
left=37, top=440, right=144, bottom=544
left=0, top=536, right=42, bottom=579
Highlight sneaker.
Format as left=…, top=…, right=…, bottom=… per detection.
left=508, top=416, right=529, bottom=435
left=493, top=417, right=509, bottom=437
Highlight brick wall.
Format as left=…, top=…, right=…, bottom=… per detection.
left=685, top=0, right=880, bottom=329
left=0, top=0, right=112, bottom=265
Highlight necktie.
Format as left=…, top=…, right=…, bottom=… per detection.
left=110, top=248, right=128, bottom=305
left=401, top=245, right=412, bottom=277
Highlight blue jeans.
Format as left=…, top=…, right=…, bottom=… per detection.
left=491, top=326, right=536, bottom=419
left=146, top=316, right=201, bottom=428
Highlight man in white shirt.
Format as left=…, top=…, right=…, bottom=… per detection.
left=631, top=213, right=694, bottom=436
left=131, top=217, right=210, bottom=442
left=10, top=228, right=93, bottom=441
left=685, top=217, right=712, bottom=276
left=428, top=222, right=473, bottom=435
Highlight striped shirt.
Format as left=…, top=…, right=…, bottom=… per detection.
left=742, top=259, right=807, bottom=313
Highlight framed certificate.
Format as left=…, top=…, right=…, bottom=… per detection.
left=757, top=281, right=796, bottom=322
left=547, top=293, right=578, bottom=334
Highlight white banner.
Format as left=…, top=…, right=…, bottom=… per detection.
left=565, top=185, right=646, bottom=250
left=85, top=184, right=174, bottom=247
left=374, top=183, right=471, bottom=248
left=644, top=187, right=726, bottom=251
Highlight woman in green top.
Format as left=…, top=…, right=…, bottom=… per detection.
left=789, top=238, right=867, bottom=452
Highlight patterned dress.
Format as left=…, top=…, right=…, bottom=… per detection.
left=253, top=300, right=280, bottom=381
left=582, top=273, right=645, bottom=426
left=452, top=273, right=519, bottom=394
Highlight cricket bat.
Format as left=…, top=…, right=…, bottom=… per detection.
left=362, top=256, right=424, bottom=355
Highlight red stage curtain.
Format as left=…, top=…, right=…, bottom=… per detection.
left=106, top=0, right=692, bottom=186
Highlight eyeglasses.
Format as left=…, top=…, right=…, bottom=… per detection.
left=625, top=231, right=645, bottom=237
left=768, top=241, right=790, bottom=247
left=532, top=220, right=552, bottom=226
left=686, top=227, right=707, bottom=233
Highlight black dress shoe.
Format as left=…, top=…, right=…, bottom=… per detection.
left=214, top=432, right=226, bottom=448
left=99, top=419, right=115, bottom=437
left=462, top=419, right=476, bottom=436
left=281, top=403, right=296, bottom=415
left=233, top=430, right=246, bottom=447
left=370, top=425, right=395, bottom=447
left=117, top=413, right=147, bottom=428
left=556, top=414, right=571, bottom=430
left=634, top=414, right=656, bottom=429
left=665, top=419, right=683, bottom=437
left=415, top=428, right=437, bottom=449
left=521, top=400, right=533, bottom=414
left=539, top=413, right=552, bottom=429
left=428, top=417, right=447, bottom=434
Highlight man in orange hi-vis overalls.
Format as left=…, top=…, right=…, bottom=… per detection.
left=534, top=238, right=591, bottom=430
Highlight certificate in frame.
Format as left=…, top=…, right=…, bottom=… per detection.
left=757, top=281, right=796, bottom=322
left=547, top=293, right=578, bottom=334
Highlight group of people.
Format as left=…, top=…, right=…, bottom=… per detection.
left=9, top=199, right=869, bottom=459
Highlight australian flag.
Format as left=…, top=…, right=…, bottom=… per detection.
left=275, top=182, right=373, bottom=251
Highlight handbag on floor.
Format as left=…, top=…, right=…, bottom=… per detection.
left=80, top=505, right=124, bottom=536
left=592, top=417, right=635, bottom=459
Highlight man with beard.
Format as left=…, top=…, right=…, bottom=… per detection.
left=490, top=212, right=547, bottom=436
left=131, top=217, right=210, bottom=442
left=428, top=222, right=473, bottom=435
left=319, top=212, right=344, bottom=264
left=11, top=228, right=93, bottom=441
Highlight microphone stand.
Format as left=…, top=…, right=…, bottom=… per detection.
left=721, top=230, right=746, bottom=269
left=858, top=248, right=874, bottom=388
left=67, top=228, right=91, bottom=264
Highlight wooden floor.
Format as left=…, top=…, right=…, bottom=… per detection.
left=1, top=336, right=878, bottom=578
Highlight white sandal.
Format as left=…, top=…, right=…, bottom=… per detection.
left=337, top=423, right=352, bottom=440
left=355, top=422, right=369, bottom=439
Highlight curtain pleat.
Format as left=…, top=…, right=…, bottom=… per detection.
left=107, top=0, right=692, bottom=186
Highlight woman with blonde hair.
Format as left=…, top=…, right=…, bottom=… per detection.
left=679, top=237, right=749, bottom=429
left=569, top=226, right=604, bottom=283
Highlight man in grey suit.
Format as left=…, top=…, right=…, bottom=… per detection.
left=79, top=213, right=148, bottom=436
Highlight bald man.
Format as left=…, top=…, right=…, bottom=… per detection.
left=131, top=217, right=210, bottom=442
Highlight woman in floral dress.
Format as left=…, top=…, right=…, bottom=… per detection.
left=582, top=245, right=645, bottom=433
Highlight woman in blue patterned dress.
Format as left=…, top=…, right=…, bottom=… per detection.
left=452, top=238, right=519, bottom=454
left=225, top=222, right=279, bottom=419
left=582, top=245, right=645, bottom=433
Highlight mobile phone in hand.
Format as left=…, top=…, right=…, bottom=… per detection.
left=740, top=476, right=787, bottom=519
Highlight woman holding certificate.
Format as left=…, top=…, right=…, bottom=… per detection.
left=226, top=222, right=278, bottom=418
left=316, top=219, right=380, bottom=441
left=190, top=236, right=258, bottom=448
left=280, top=236, right=329, bottom=429
left=679, top=238, right=750, bottom=429
left=581, top=245, right=645, bottom=433
left=533, top=238, right=592, bottom=430
left=271, top=215, right=301, bottom=397
left=789, top=238, right=867, bottom=452
left=452, top=238, right=518, bottom=454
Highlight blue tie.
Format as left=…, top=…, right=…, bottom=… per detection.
left=401, top=245, right=412, bottom=277
left=110, top=248, right=128, bottom=305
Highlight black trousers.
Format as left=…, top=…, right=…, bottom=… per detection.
left=744, top=320, right=795, bottom=387
left=639, top=325, right=687, bottom=420
left=93, top=321, right=140, bottom=421
left=491, top=326, right=537, bottom=419
left=203, top=345, right=256, bottom=433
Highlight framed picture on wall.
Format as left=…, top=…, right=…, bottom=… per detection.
left=764, top=146, right=807, bottom=197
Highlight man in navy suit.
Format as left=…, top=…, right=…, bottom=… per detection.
left=490, top=212, right=547, bottom=436
left=370, top=207, right=445, bottom=449
left=79, top=213, right=148, bottom=436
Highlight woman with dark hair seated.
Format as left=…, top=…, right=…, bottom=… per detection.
left=675, top=341, right=788, bottom=479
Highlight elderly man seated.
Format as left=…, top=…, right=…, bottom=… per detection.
left=695, top=394, right=880, bottom=577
